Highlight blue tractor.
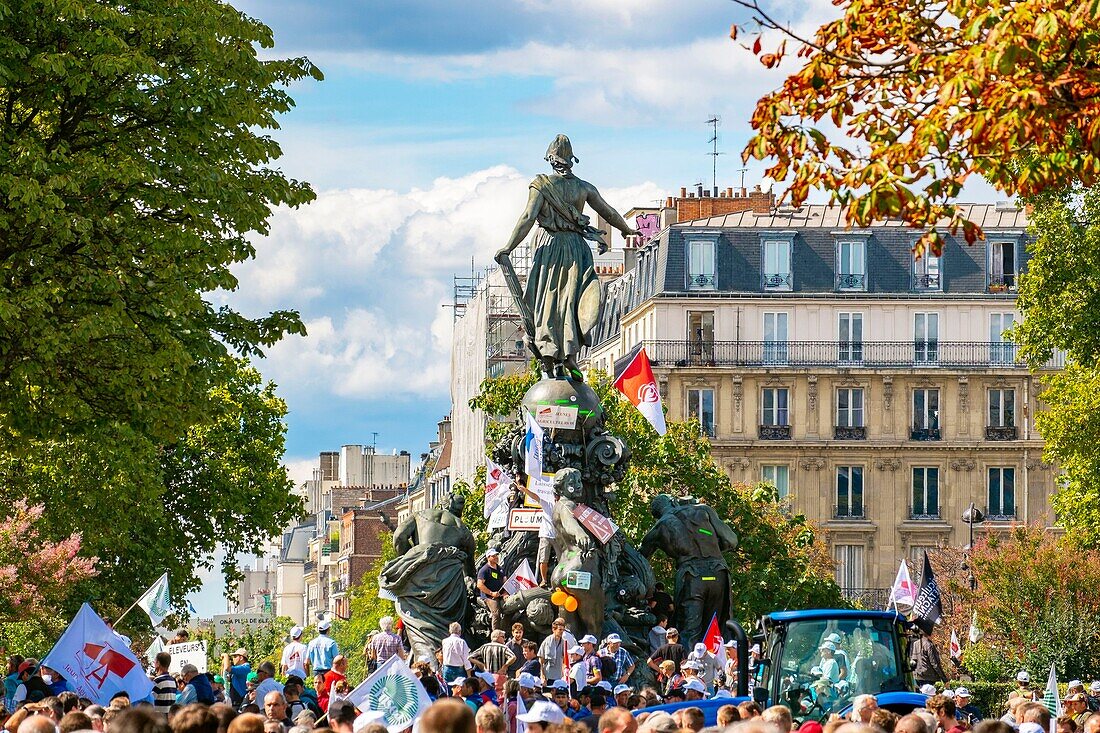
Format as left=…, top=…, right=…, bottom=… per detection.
left=640, top=609, right=928, bottom=724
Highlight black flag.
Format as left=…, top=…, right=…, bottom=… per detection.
left=912, top=552, right=943, bottom=635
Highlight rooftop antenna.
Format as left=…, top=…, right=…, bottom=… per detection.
left=706, top=115, right=723, bottom=192
left=738, top=167, right=749, bottom=189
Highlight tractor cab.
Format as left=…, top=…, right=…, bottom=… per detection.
left=754, top=610, right=918, bottom=721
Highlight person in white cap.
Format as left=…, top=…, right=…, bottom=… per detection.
left=818, top=641, right=840, bottom=684
left=601, top=634, right=635, bottom=685
left=1016, top=670, right=1036, bottom=700
left=567, top=645, right=587, bottom=693
left=688, top=643, right=722, bottom=689
left=280, top=626, right=308, bottom=681
left=1088, top=681, right=1100, bottom=711
left=578, top=635, right=601, bottom=686
left=955, top=687, right=983, bottom=722
left=476, top=548, right=509, bottom=632
left=307, top=618, right=340, bottom=676
left=613, top=684, right=631, bottom=708
left=518, top=672, right=541, bottom=709
left=517, top=699, right=566, bottom=733
left=683, top=678, right=707, bottom=701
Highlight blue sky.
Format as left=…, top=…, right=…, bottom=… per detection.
left=187, top=0, right=998, bottom=614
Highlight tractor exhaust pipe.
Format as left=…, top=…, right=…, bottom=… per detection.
left=725, top=619, right=750, bottom=698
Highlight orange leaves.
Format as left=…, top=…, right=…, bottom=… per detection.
left=753, top=36, right=762, bottom=55
left=730, top=24, right=739, bottom=40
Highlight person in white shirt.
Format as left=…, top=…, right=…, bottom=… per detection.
left=281, top=626, right=308, bottom=680
left=441, top=622, right=471, bottom=684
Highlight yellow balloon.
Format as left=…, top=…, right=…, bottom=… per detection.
left=564, top=596, right=579, bottom=613
left=551, top=590, right=567, bottom=606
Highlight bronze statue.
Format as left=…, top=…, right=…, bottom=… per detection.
left=495, top=135, right=638, bottom=380
left=380, top=492, right=477, bottom=662
left=548, top=468, right=605, bottom=640
left=640, top=494, right=739, bottom=648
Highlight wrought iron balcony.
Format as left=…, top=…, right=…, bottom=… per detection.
left=842, top=587, right=891, bottom=609
left=834, top=426, right=867, bottom=440
left=986, top=508, right=1017, bottom=521
left=986, top=425, right=1018, bottom=440
left=914, top=273, right=941, bottom=290
left=910, top=427, right=942, bottom=441
left=908, top=506, right=941, bottom=520
left=836, top=273, right=866, bottom=290
left=689, top=273, right=716, bottom=290
left=641, top=340, right=1065, bottom=370
left=988, top=273, right=1017, bottom=291
left=759, top=424, right=792, bottom=440
left=833, top=505, right=866, bottom=520
left=763, top=272, right=793, bottom=290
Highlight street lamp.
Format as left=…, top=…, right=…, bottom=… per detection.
left=962, top=503, right=986, bottom=590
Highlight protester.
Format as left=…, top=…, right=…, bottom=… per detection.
left=927, top=695, right=965, bottom=733
left=538, top=620, right=568, bottom=686
left=505, top=625, right=527, bottom=678
left=318, top=656, right=347, bottom=713
left=112, top=706, right=171, bottom=733
left=221, top=651, right=251, bottom=709
left=470, top=631, right=516, bottom=677
left=647, top=629, right=685, bottom=676
left=307, top=621, right=340, bottom=678
left=262, top=692, right=291, bottom=733
left=421, top=699, right=476, bottom=733
left=474, top=703, right=505, bottom=733
left=443, top=624, right=472, bottom=684
left=279, top=629, right=308, bottom=681
left=370, top=618, right=406, bottom=667
left=476, top=549, right=508, bottom=632
left=955, top=688, right=983, bottom=722
left=601, top=636, right=635, bottom=686
left=252, top=664, right=282, bottom=702
left=177, top=666, right=215, bottom=706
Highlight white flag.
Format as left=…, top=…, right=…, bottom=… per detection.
left=485, top=459, right=512, bottom=530
left=345, top=655, right=432, bottom=733
left=524, top=413, right=544, bottom=479
left=144, top=636, right=165, bottom=666
left=136, top=573, right=172, bottom=626
left=968, top=610, right=983, bottom=643
left=887, top=559, right=916, bottom=608
left=949, top=629, right=961, bottom=660
left=515, top=689, right=528, bottom=733
left=1043, top=663, right=1062, bottom=718
left=503, top=559, right=538, bottom=595
left=43, top=604, right=154, bottom=705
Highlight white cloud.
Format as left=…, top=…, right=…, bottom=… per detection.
left=229, top=166, right=664, bottom=402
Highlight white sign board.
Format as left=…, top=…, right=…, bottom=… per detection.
left=167, top=640, right=208, bottom=674
left=508, top=508, right=544, bottom=531
left=212, top=613, right=271, bottom=639
left=534, top=404, right=579, bottom=430
left=564, top=571, right=592, bottom=591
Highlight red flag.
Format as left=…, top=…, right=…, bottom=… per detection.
left=614, top=348, right=666, bottom=435
left=702, top=613, right=727, bottom=667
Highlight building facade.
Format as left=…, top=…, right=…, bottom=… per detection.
left=587, top=201, right=1061, bottom=604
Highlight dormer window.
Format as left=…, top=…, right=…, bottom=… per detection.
left=686, top=234, right=717, bottom=290
left=836, top=239, right=867, bottom=291
left=763, top=238, right=792, bottom=290
left=988, top=241, right=1017, bottom=291
left=913, top=250, right=942, bottom=291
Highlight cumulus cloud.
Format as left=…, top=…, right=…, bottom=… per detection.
left=228, top=166, right=664, bottom=402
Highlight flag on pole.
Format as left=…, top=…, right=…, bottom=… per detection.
left=912, top=552, right=944, bottom=635
left=144, top=636, right=166, bottom=666
left=502, top=559, right=538, bottom=595
left=43, top=604, right=154, bottom=705
left=135, top=572, right=172, bottom=626
left=702, top=613, right=727, bottom=667
left=485, top=459, right=512, bottom=530
left=524, top=413, right=544, bottom=479
left=614, top=348, right=667, bottom=435
left=887, top=559, right=917, bottom=609
left=949, top=630, right=961, bottom=660
left=346, top=655, right=432, bottom=733
left=1043, top=663, right=1062, bottom=719
left=969, top=611, right=983, bottom=643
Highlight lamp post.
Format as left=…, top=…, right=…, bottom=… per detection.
left=961, top=503, right=986, bottom=590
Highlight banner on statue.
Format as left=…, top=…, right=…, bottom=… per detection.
left=572, top=504, right=618, bottom=544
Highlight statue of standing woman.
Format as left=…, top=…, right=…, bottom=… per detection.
left=495, top=135, right=638, bottom=380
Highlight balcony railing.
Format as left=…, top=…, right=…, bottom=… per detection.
left=834, top=426, right=866, bottom=440
left=759, top=424, right=792, bottom=440
left=911, top=427, right=942, bottom=441
left=836, top=273, right=866, bottom=290
left=842, top=587, right=891, bottom=609
left=833, top=505, right=866, bottom=520
left=914, top=273, right=941, bottom=290
left=986, top=425, right=1018, bottom=440
left=908, top=506, right=941, bottom=520
left=986, top=508, right=1017, bottom=521
left=689, top=273, right=716, bottom=290
left=640, top=340, right=1064, bottom=370
left=988, top=273, right=1017, bottom=291
left=303, top=561, right=317, bottom=574
left=763, top=272, right=793, bottom=290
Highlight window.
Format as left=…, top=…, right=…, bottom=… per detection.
left=688, top=311, right=715, bottom=364
left=914, top=251, right=942, bottom=290
left=912, top=388, right=941, bottom=439
left=989, top=241, right=1017, bottom=289
left=836, top=240, right=867, bottom=290
left=687, top=388, right=715, bottom=437
left=839, top=312, right=863, bottom=363
left=764, top=312, right=788, bottom=364
left=988, top=467, right=1016, bottom=518
left=762, top=388, right=789, bottom=426
left=761, top=465, right=790, bottom=500
left=836, top=466, right=864, bottom=518
left=688, top=238, right=716, bottom=290
left=989, top=389, right=1016, bottom=427
left=914, top=313, right=939, bottom=363
left=763, top=239, right=792, bottom=290
left=990, top=313, right=1016, bottom=364
left=833, top=544, right=865, bottom=589
left=836, top=388, right=864, bottom=427
left=911, top=467, right=940, bottom=518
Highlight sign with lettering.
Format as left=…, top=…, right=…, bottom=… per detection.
left=572, top=504, right=618, bottom=545
left=534, top=404, right=579, bottom=430
left=564, top=571, right=592, bottom=590
left=508, top=508, right=544, bottom=532
left=212, top=613, right=270, bottom=639
left=166, top=640, right=207, bottom=674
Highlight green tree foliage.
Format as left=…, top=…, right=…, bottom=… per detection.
left=191, top=616, right=297, bottom=677
left=940, top=525, right=1100, bottom=681
left=467, top=367, right=843, bottom=624
left=1012, top=189, right=1100, bottom=546
left=334, top=534, right=397, bottom=683
left=0, top=359, right=303, bottom=623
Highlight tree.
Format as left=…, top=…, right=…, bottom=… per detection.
left=0, top=501, right=97, bottom=621
left=467, top=367, right=843, bottom=624
left=732, top=0, right=1100, bottom=250
left=0, top=1, right=318, bottom=444
left=0, top=358, right=303, bottom=622
left=334, top=534, right=397, bottom=683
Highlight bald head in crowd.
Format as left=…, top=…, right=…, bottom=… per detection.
left=598, top=708, right=638, bottom=733
left=18, top=716, right=57, bottom=733
left=421, top=698, right=476, bottom=733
